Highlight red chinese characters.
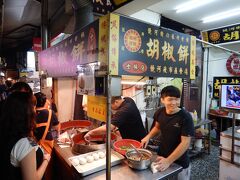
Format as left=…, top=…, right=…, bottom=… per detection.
left=122, top=60, right=147, bottom=74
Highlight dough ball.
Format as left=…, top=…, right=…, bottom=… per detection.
left=78, top=157, right=87, bottom=165
left=86, top=155, right=94, bottom=163
left=98, top=151, right=105, bottom=159
left=72, top=158, right=79, bottom=166
left=92, top=153, right=99, bottom=161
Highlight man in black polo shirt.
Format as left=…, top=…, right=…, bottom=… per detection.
left=84, top=96, right=146, bottom=142
left=141, top=86, right=194, bottom=180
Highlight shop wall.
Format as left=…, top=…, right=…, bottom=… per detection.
left=201, top=43, right=239, bottom=119
left=57, top=78, right=76, bottom=122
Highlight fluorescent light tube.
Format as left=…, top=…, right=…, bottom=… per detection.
left=202, top=8, right=240, bottom=23
left=175, top=0, right=216, bottom=13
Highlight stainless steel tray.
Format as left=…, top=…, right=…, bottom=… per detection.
left=68, top=149, right=125, bottom=177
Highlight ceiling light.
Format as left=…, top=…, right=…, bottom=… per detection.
left=175, top=0, right=216, bottom=13
left=202, top=8, right=240, bottom=23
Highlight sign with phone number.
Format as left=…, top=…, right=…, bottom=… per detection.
left=87, top=95, right=107, bottom=122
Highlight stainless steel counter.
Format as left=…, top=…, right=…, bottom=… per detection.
left=54, top=143, right=182, bottom=180
left=82, top=161, right=182, bottom=180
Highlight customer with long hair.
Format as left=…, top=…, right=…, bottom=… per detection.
left=0, top=92, right=50, bottom=180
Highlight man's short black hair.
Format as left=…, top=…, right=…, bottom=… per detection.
left=111, top=96, right=122, bottom=104
left=161, top=85, right=181, bottom=98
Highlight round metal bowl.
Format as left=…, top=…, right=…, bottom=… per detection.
left=125, top=149, right=152, bottom=170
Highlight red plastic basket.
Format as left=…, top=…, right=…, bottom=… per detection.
left=113, top=139, right=142, bottom=155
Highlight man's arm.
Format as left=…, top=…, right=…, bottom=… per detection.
left=84, top=124, right=117, bottom=140
left=167, top=136, right=191, bottom=163
left=141, top=121, right=160, bottom=147
left=155, top=136, right=191, bottom=171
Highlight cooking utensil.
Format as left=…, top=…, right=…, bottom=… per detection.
left=125, top=148, right=152, bottom=170
left=130, top=144, right=144, bottom=161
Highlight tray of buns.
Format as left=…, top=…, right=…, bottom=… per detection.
left=68, top=149, right=124, bottom=177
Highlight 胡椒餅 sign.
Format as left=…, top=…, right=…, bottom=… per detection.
left=202, top=23, right=240, bottom=45
left=109, top=14, right=196, bottom=79
left=213, top=76, right=240, bottom=99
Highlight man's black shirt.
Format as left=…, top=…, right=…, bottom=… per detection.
left=111, top=97, right=146, bottom=141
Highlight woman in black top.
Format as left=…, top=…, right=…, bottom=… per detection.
left=0, top=92, right=50, bottom=180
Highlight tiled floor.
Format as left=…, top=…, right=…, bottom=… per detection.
left=190, top=144, right=219, bottom=180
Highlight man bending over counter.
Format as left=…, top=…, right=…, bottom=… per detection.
left=141, top=86, right=194, bottom=180
left=84, top=96, right=146, bottom=142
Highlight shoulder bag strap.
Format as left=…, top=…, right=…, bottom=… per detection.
left=41, top=109, right=52, bottom=140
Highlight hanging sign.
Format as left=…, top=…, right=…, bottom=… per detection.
left=202, top=23, right=240, bottom=45
left=213, top=76, right=240, bottom=99
left=226, top=54, right=240, bottom=76
left=93, top=0, right=133, bottom=15
left=109, top=14, right=196, bottom=79
left=38, top=20, right=99, bottom=77
left=33, top=37, right=42, bottom=52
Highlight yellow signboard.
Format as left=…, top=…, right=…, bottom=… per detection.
left=109, top=13, right=120, bottom=75
left=190, top=36, right=196, bottom=80
left=98, top=15, right=109, bottom=65
left=87, top=95, right=107, bottom=122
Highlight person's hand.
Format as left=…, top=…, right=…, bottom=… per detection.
left=154, top=156, right=171, bottom=171
left=84, top=130, right=93, bottom=142
left=43, top=153, right=51, bottom=163
left=141, top=136, right=150, bottom=148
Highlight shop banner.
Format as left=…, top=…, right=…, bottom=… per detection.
left=114, top=15, right=196, bottom=79
left=109, top=14, right=120, bottom=75
left=38, top=20, right=99, bottom=77
left=93, top=0, right=133, bottom=15
left=87, top=95, right=107, bottom=122
left=202, top=23, right=240, bottom=45
left=33, top=37, right=42, bottom=52
left=213, top=76, right=240, bottom=99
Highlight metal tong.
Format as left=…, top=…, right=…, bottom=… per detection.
left=130, top=144, right=144, bottom=161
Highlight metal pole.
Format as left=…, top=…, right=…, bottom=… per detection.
left=196, top=38, right=240, bottom=55
left=231, top=113, right=236, bottom=163
left=204, top=48, right=209, bottom=120
left=41, top=0, right=48, bottom=50
left=106, top=74, right=111, bottom=180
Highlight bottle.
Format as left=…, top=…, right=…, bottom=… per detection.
left=193, top=110, right=198, bottom=125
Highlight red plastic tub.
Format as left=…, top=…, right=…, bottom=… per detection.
left=113, top=139, right=142, bottom=156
